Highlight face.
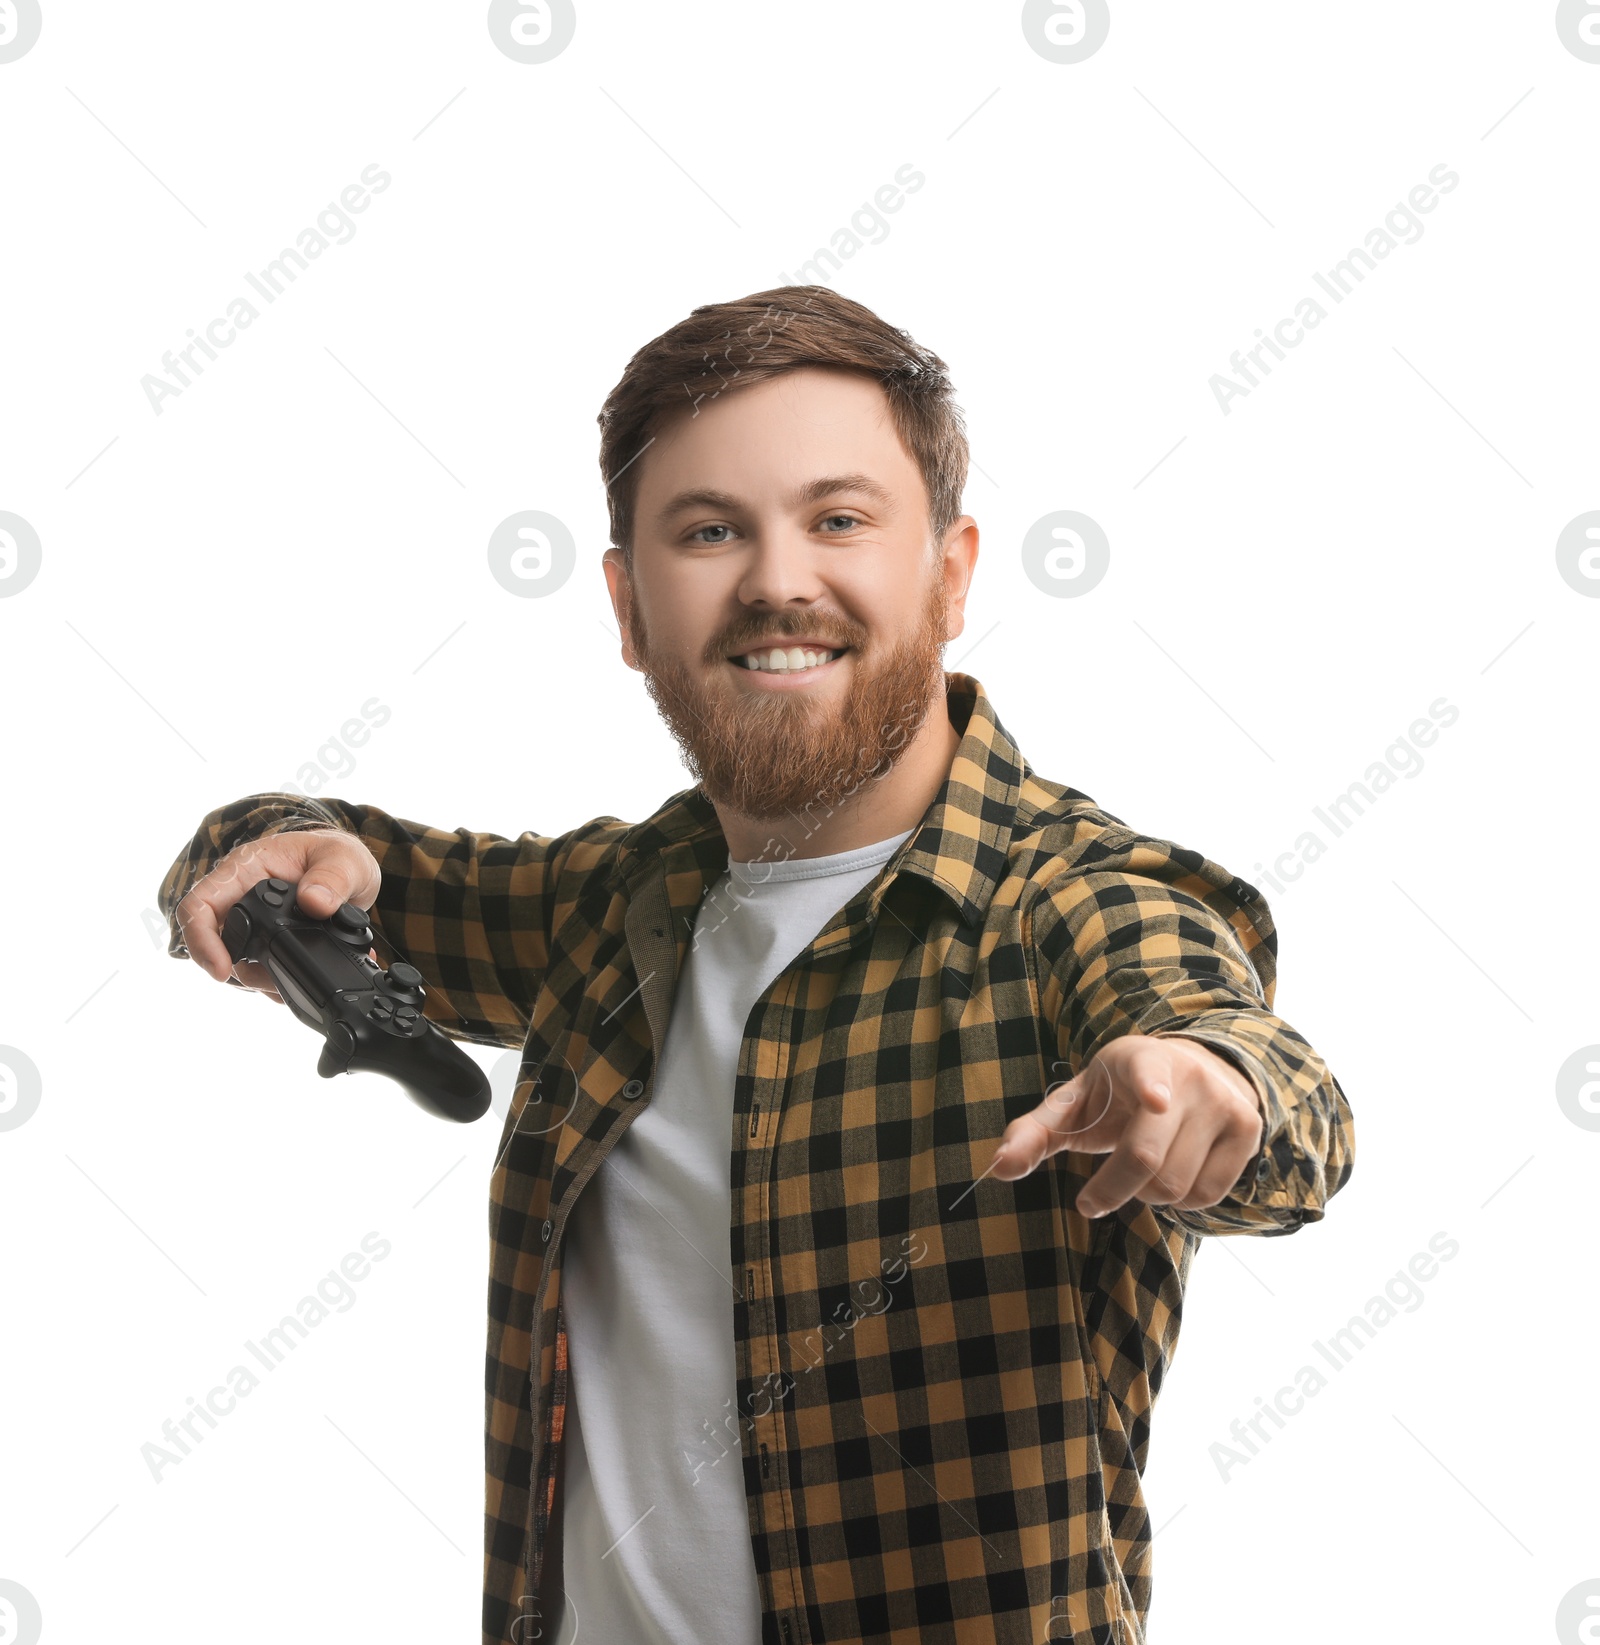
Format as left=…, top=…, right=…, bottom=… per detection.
left=602, top=366, right=978, bottom=824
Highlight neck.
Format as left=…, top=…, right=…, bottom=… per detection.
left=714, top=680, right=962, bottom=862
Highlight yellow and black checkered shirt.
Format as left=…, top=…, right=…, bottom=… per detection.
left=158, top=671, right=1354, bottom=1645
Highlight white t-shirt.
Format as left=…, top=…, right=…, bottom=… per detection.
left=550, top=827, right=915, bottom=1645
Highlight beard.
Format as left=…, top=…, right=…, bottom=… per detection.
left=625, top=562, right=950, bottom=826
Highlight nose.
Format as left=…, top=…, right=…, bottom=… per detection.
left=735, top=524, right=826, bottom=611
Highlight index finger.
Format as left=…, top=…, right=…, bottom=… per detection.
left=174, top=847, right=286, bottom=981
left=176, top=884, right=234, bottom=982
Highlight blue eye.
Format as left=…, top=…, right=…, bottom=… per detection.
left=689, top=514, right=859, bottom=545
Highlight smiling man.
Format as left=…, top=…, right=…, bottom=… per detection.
left=159, top=285, right=1355, bottom=1645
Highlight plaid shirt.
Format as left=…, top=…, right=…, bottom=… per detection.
left=158, top=671, right=1354, bottom=1645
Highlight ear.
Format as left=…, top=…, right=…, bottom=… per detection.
left=601, top=547, right=641, bottom=671
left=938, top=517, right=980, bottom=643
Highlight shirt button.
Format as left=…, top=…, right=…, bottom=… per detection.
left=1256, top=1157, right=1271, bottom=1180
left=622, top=1080, right=645, bottom=1101
left=541, top=1219, right=553, bottom=1243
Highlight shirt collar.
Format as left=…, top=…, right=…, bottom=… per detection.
left=606, top=671, right=1027, bottom=929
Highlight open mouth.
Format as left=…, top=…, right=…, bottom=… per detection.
left=729, top=645, right=850, bottom=674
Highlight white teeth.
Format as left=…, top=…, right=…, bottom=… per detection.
left=738, top=646, right=842, bottom=672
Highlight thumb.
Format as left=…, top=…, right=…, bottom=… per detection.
left=293, top=877, right=349, bottom=916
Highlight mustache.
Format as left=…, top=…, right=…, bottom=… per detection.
left=708, top=615, right=865, bottom=660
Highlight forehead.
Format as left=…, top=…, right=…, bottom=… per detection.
left=633, top=367, right=919, bottom=518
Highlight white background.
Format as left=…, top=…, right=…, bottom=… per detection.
left=2, top=2, right=1596, bottom=1640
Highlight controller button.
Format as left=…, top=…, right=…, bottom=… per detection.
left=266, top=877, right=291, bottom=893
left=372, top=1004, right=393, bottom=1019
left=333, top=904, right=368, bottom=933
left=389, top=962, right=424, bottom=989
left=259, top=888, right=284, bottom=907
left=396, top=1006, right=419, bottom=1024
left=327, top=1022, right=356, bottom=1060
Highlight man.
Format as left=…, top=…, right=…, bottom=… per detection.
left=161, top=285, right=1355, bottom=1645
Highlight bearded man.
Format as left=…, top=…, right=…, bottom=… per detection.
left=161, top=284, right=1355, bottom=1645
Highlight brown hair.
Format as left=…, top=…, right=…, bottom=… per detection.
left=596, top=285, right=968, bottom=564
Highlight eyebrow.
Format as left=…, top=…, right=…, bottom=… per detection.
left=654, top=472, right=895, bottom=524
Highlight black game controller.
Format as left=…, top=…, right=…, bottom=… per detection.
left=221, top=877, right=491, bottom=1124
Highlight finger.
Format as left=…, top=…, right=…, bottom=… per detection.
left=1114, top=1037, right=1176, bottom=1116
left=1175, top=1116, right=1264, bottom=1210
left=178, top=847, right=276, bottom=981
left=986, top=1107, right=1069, bottom=1181
left=1031, top=1040, right=1175, bottom=1152
left=297, top=835, right=379, bottom=917
left=1128, top=1112, right=1217, bottom=1207
left=1076, top=1100, right=1185, bottom=1218
left=176, top=888, right=231, bottom=981
left=988, top=1059, right=1116, bottom=1181
left=230, top=958, right=282, bottom=1000
left=294, top=880, right=349, bottom=919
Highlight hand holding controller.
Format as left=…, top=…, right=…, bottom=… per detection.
left=221, top=877, right=491, bottom=1123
